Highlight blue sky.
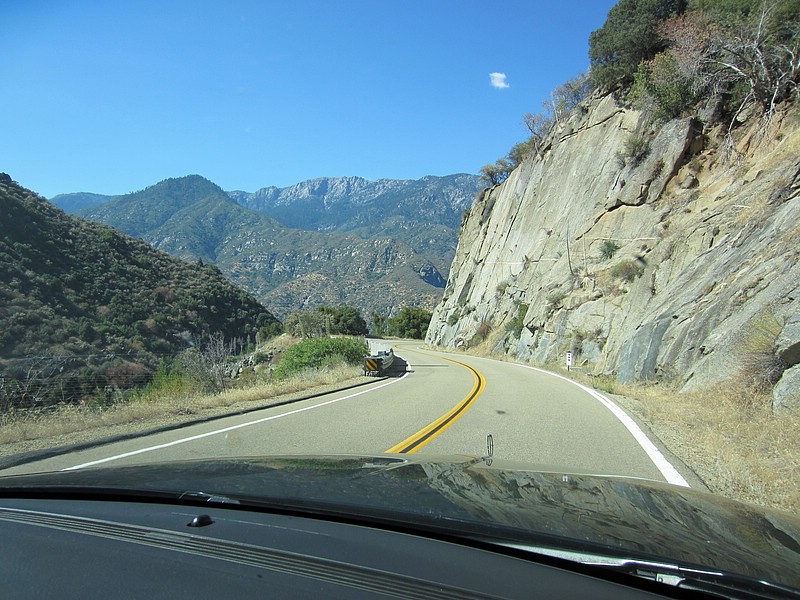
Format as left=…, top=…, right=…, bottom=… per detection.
left=3, top=1, right=617, bottom=198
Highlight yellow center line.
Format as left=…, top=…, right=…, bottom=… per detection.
left=385, top=354, right=486, bottom=454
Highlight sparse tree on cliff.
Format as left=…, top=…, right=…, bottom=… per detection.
left=479, top=159, right=512, bottom=185
left=507, top=138, right=538, bottom=168
left=630, top=1, right=799, bottom=122
left=544, top=73, right=593, bottom=124
left=589, top=0, right=688, bottom=88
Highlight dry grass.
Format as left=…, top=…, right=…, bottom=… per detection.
left=0, top=365, right=364, bottom=456
left=575, top=372, right=800, bottom=514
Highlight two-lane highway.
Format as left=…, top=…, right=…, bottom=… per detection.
left=0, top=344, right=690, bottom=486
left=392, top=345, right=687, bottom=485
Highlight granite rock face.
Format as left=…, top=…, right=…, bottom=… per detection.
left=773, top=365, right=800, bottom=413
left=426, top=93, right=800, bottom=406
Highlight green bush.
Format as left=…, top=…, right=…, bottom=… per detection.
left=273, top=337, right=369, bottom=379
left=447, top=309, right=461, bottom=326
left=134, top=360, right=203, bottom=400
left=618, top=133, right=652, bottom=167
left=601, top=240, right=621, bottom=259
left=258, top=320, right=284, bottom=341
left=611, top=260, right=645, bottom=282
left=505, top=303, right=529, bottom=337
left=387, top=307, right=433, bottom=339
left=628, top=52, right=698, bottom=120
left=589, top=0, right=687, bottom=88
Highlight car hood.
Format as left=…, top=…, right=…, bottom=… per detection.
left=2, top=453, right=799, bottom=589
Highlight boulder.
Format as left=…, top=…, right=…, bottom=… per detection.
left=776, top=314, right=800, bottom=367
left=773, top=365, right=800, bottom=413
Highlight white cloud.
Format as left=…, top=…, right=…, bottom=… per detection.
left=489, top=72, right=509, bottom=89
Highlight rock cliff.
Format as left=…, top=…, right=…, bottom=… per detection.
left=426, top=93, right=800, bottom=412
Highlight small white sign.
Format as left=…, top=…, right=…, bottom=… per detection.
left=566, top=351, right=573, bottom=367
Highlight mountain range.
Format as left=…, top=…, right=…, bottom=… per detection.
left=52, top=174, right=483, bottom=319
left=226, top=174, right=482, bottom=273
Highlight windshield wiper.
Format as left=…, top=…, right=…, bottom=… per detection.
left=514, top=547, right=800, bottom=600
left=605, top=558, right=800, bottom=600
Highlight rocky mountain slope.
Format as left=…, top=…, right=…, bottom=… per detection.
left=53, top=174, right=483, bottom=277
left=227, top=174, right=483, bottom=273
left=426, top=94, right=800, bottom=413
left=77, top=176, right=446, bottom=318
left=0, top=174, right=278, bottom=404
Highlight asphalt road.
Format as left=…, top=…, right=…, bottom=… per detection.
left=0, top=344, right=689, bottom=486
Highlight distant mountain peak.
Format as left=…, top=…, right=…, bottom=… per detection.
left=50, top=172, right=483, bottom=318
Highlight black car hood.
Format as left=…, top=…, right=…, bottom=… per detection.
left=2, top=453, right=800, bottom=590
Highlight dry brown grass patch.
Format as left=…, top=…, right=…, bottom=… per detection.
left=0, top=365, right=363, bottom=456
left=599, top=376, right=800, bottom=514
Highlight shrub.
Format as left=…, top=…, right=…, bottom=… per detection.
left=447, top=309, right=461, bottom=326
left=737, top=310, right=787, bottom=394
left=628, top=51, right=699, bottom=120
left=473, top=320, right=493, bottom=343
left=600, top=240, right=621, bottom=259
left=273, top=337, right=369, bottom=380
left=134, top=360, right=203, bottom=400
left=622, top=133, right=652, bottom=167
left=505, top=303, right=529, bottom=337
left=611, top=259, right=645, bottom=282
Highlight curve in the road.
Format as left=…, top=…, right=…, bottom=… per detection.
left=510, top=361, right=690, bottom=487
left=385, top=355, right=486, bottom=454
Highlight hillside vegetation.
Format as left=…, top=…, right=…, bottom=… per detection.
left=76, top=175, right=448, bottom=319
left=0, top=174, right=280, bottom=409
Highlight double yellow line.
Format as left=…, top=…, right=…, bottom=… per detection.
left=386, top=356, right=486, bottom=454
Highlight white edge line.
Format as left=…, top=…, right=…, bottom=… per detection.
left=510, top=362, right=690, bottom=487
left=435, top=350, right=690, bottom=488
left=63, top=373, right=410, bottom=471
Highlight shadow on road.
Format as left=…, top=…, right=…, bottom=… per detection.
left=385, top=355, right=411, bottom=376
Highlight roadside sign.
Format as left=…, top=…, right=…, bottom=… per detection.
left=566, top=351, right=573, bottom=371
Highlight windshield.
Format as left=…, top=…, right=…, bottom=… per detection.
left=2, top=0, right=800, bottom=596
